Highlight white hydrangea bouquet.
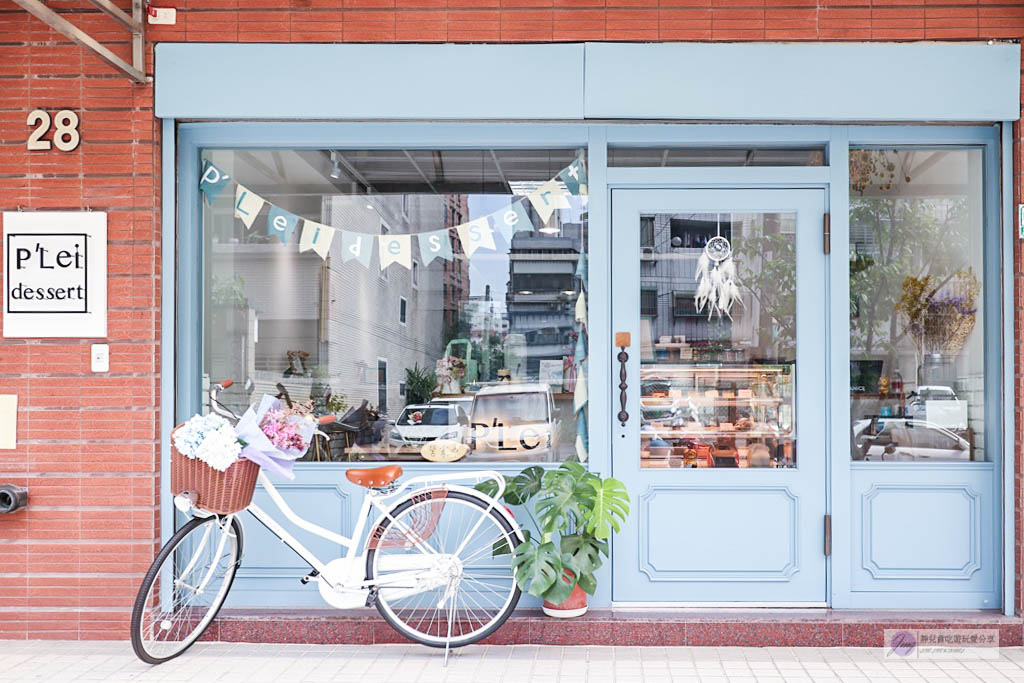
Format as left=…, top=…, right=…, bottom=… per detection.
left=172, top=413, right=244, bottom=472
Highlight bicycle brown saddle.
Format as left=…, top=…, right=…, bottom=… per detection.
left=345, top=465, right=403, bottom=488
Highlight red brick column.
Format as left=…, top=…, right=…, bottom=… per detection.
left=1, top=0, right=1023, bottom=639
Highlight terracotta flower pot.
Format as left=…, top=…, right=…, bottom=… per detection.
left=542, top=578, right=588, bottom=618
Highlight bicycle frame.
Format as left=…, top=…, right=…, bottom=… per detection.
left=178, top=383, right=519, bottom=603
left=240, top=469, right=511, bottom=592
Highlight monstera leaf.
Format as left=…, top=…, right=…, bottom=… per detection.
left=503, top=465, right=545, bottom=506
left=560, top=534, right=606, bottom=595
left=536, top=462, right=596, bottom=534
left=474, top=478, right=500, bottom=499
left=583, top=477, right=630, bottom=539
left=510, top=540, right=562, bottom=598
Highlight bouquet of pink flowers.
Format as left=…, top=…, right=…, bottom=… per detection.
left=235, top=395, right=317, bottom=479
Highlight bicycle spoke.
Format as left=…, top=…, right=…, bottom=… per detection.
left=372, top=494, right=520, bottom=646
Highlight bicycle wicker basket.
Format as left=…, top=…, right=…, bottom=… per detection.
left=170, top=426, right=260, bottom=514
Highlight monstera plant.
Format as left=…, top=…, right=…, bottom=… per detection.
left=478, top=462, right=630, bottom=617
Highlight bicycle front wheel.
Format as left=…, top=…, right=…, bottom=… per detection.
left=366, top=490, right=521, bottom=648
left=130, top=514, right=243, bottom=664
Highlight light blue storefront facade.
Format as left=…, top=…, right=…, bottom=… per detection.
left=158, top=42, right=1021, bottom=614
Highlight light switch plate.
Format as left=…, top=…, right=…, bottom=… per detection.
left=91, top=344, right=109, bottom=372
left=148, top=7, right=176, bottom=24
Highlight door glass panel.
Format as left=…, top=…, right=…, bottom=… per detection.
left=639, top=212, right=797, bottom=469
left=849, top=148, right=986, bottom=462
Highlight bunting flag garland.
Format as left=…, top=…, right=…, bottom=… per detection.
left=456, top=218, right=495, bottom=258
left=527, top=178, right=565, bottom=223
left=199, top=160, right=231, bottom=203
left=571, top=238, right=589, bottom=462
left=341, top=231, right=373, bottom=268
left=379, top=234, right=413, bottom=270
left=266, top=206, right=300, bottom=245
left=575, top=250, right=588, bottom=282
left=417, top=228, right=453, bottom=265
left=234, top=184, right=265, bottom=230
left=299, top=220, right=335, bottom=259
left=575, top=411, right=589, bottom=463
left=493, top=200, right=532, bottom=242
left=575, top=291, right=587, bottom=328
left=559, top=153, right=587, bottom=196
left=198, top=154, right=585, bottom=272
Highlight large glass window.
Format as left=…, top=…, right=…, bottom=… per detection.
left=200, top=148, right=587, bottom=464
left=849, top=148, right=986, bottom=462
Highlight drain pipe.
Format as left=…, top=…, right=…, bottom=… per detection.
left=0, top=484, right=28, bottom=513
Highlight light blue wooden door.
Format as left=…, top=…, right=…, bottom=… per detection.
left=611, top=188, right=828, bottom=604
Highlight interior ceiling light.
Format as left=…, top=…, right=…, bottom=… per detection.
left=329, top=151, right=342, bottom=180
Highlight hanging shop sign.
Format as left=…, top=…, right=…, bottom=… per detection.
left=2, top=211, right=107, bottom=338
left=199, top=154, right=588, bottom=273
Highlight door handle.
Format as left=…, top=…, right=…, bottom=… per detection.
left=616, top=332, right=630, bottom=426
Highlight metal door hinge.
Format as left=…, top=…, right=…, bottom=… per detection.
left=823, top=213, right=831, bottom=254
left=824, top=514, right=832, bottom=556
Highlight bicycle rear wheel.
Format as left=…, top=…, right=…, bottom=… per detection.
left=130, top=514, right=243, bottom=664
left=366, top=490, right=521, bottom=648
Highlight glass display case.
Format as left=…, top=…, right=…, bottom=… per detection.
left=639, top=364, right=794, bottom=468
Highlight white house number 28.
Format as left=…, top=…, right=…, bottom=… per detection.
left=26, top=109, right=81, bottom=152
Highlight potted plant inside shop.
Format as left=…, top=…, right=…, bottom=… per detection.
left=478, top=462, right=630, bottom=618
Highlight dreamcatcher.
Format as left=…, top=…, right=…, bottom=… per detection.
left=694, top=215, right=743, bottom=319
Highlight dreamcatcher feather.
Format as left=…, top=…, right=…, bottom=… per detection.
left=694, top=220, right=744, bottom=319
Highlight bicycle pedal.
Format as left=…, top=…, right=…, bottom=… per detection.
left=300, top=570, right=320, bottom=585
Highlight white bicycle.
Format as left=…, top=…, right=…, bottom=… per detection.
left=130, top=382, right=524, bottom=665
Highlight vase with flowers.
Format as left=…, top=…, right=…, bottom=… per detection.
left=436, top=355, right=467, bottom=395
left=896, top=269, right=979, bottom=386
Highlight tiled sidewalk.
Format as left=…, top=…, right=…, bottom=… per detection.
left=3, top=641, right=1024, bottom=682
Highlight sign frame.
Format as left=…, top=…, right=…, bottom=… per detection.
left=3, top=211, right=107, bottom=338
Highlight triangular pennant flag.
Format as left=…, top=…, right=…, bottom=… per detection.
left=299, top=220, right=335, bottom=259
left=527, top=179, right=565, bottom=223
left=417, top=229, right=453, bottom=266
left=199, top=160, right=230, bottom=203
left=266, top=206, right=300, bottom=245
left=559, top=154, right=587, bottom=196
left=574, top=329, right=587, bottom=364
left=575, top=291, right=587, bottom=327
left=574, top=363, right=588, bottom=412
left=575, top=411, right=589, bottom=462
left=575, top=251, right=588, bottom=286
left=379, top=234, right=412, bottom=270
left=492, top=200, right=533, bottom=242
left=341, top=231, right=373, bottom=268
left=233, top=184, right=265, bottom=230
left=456, top=218, right=495, bottom=258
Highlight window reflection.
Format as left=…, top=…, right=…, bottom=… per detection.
left=849, top=148, right=985, bottom=462
left=201, top=149, right=587, bottom=464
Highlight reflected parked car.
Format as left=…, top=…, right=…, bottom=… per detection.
left=388, top=404, right=469, bottom=455
left=852, top=417, right=970, bottom=462
left=467, top=383, right=558, bottom=461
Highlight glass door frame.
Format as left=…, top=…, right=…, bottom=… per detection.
left=608, top=187, right=829, bottom=605
left=164, top=122, right=1010, bottom=612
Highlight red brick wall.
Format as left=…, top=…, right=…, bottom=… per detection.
left=1, top=0, right=1023, bottom=639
